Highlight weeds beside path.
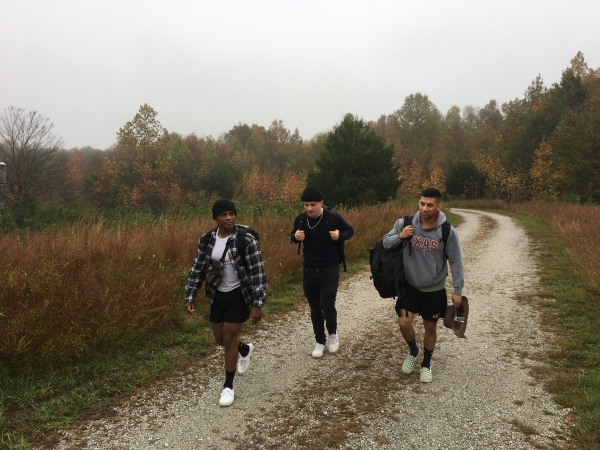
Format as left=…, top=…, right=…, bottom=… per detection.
left=48, top=210, right=572, bottom=450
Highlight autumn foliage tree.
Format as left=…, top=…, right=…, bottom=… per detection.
left=93, top=104, right=180, bottom=211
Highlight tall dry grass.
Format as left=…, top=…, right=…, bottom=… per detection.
left=0, top=200, right=414, bottom=363
left=510, top=200, right=600, bottom=291
left=450, top=198, right=600, bottom=291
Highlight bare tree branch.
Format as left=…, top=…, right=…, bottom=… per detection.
left=0, top=105, right=65, bottom=210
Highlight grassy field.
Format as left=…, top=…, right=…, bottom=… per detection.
left=1, top=199, right=599, bottom=448
left=1, top=200, right=417, bottom=448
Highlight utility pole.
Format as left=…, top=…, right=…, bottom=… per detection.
left=0, top=161, right=6, bottom=215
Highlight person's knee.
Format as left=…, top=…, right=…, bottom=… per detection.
left=321, top=300, right=337, bottom=315
left=398, top=316, right=413, bottom=330
left=222, top=330, right=238, bottom=349
left=423, top=320, right=438, bottom=333
left=320, top=288, right=337, bottom=305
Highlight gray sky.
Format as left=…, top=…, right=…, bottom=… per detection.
left=1, top=1, right=599, bottom=150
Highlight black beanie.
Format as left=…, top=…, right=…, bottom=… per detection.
left=301, top=186, right=323, bottom=202
left=212, top=199, right=237, bottom=219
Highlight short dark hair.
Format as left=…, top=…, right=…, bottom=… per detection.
left=420, top=188, right=442, bottom=203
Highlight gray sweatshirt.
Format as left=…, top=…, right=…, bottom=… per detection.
left=382, top=211, right=464, bottom=296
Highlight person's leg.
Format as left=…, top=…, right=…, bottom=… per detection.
left=423, top=319, right=437, bottom=354
left=418, top=288, right=446, bottom=383
left=212, top=321, right=243, bottom=386
left=398, top=310, right=416, bottom=343
left=212, top=322, right=224, bottom=346
left=319, top=267, right=339, bottom=336
left=399, top=310, right=421, bottom=374
left=222, top=288, right=253, bottom=374
left=398, top=286, right=421, bottom=374
left=420, top=318, right=436, bottom=383
left=304, top=268, right=327, bottom=345
left=222, top=322, right=244, bottom=373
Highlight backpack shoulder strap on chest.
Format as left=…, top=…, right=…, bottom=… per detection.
left=441, top=221, right=451, bottom=260
left=297, top=212, right=307, bottom=255
left=326, top=208, right=337, bottom=231
left=403, top=215, right=414, bottom=256
left=236, top=227, right=248, bottom=261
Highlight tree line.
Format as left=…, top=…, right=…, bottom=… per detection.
left=1, top=52, right=598, bottom=227
left=369, top=52, right=599, bottom=203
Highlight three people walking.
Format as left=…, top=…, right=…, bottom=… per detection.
left=186, top=187, right=464, bottom=406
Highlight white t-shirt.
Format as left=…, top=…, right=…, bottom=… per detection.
left=212, top=234, right=241, bottom=292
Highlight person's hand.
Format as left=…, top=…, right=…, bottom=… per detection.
left=399, top=225, right=414, bottom=240
left=186, top=302, right=195, bottom=315
left=329, top=229, right=340, bottom=241
left=250, top=306, right=262, bottom=324
left=295, top=230, right=305, bottom=241
left=451, top=294, right=462, bottom=309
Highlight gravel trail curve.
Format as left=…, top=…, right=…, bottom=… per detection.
left=52, top=209, right=572, bottom=449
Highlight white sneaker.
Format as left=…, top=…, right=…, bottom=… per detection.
left=237, top=343, right=253, bottom=374
left=328, top=334, right=339, bottom=353
left=219, top=387, right=234, bottom=406
left=312, top=343, right=326, bottom=358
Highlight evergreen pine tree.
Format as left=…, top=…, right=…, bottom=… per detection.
left=307, top=114, right=401, bottom=207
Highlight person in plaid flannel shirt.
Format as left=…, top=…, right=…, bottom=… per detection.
left=185, top=199, right=267, bottom=406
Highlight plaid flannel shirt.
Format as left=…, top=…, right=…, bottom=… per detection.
left=185, top=225, right=267, bottom=310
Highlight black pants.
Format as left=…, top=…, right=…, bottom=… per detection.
left=303, top=266, right=340, bottom=345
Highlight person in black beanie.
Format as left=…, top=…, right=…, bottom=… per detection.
left=290, top=187, right=354, bottom=358
left=185, top=199, right=268, bottom=406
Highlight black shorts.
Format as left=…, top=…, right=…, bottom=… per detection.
left=395, top=283, right=447, bottom=322
left=209, top=287, right=250, bottom=324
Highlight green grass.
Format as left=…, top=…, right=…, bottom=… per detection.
left=0, top=304, right=214, bottom=449
left=0, top=253, right=365, bottom=450
left=0, top=200, right=457, bottom=449
left=499, top=210, right=600, bottom=449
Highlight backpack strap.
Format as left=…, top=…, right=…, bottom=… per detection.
left=220, top=238, right=232, bottom=261
left=441, top=221, right=451, bottom=261
left=402, top=215, right=414, bottom=256
left=326, top=208, right=347, bottom=272
left=236, top=226, right=248, bottom=261
left=297, top=212, right=307, bottom=255
left=326, top=208, right=337, bottom=231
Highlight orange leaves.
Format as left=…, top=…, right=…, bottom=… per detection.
left=474, top=141, right=566, bottom=201
left=530, top=140, right=566, bottom=200
left=397, top=162, right=446, bottom=197
left=397, top=162, right=425, bottom=197
left=279, top=171, right=306, bottom=204
left=236, top=166, right=306, bottom=205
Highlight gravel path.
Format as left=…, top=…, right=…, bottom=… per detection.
left=51, top=209, right=573, bottom=449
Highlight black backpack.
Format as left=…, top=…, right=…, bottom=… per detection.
left=369, top=216, right=451, bottom=299
left=200, top=224, right=259, bottom=262
left=296, top=208, right=347, bottom=272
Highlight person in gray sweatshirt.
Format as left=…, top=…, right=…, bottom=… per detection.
left=382, top=187, right=464, bottom=383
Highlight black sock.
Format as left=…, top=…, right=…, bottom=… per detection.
left=407, top=339, right=419, bottom=357
left=421, top=348, right=434, bottom=369
left=238, top=342, right=249, bottom=357
left=224, top=370, right=235, bottom=389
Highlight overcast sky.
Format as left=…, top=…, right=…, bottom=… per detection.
left=1, top=1, right=598, bottom=150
